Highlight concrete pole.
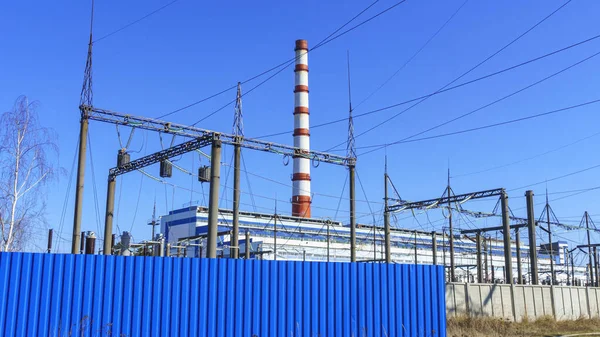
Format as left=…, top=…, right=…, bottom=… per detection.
left=103, top=176, right=116, bottom=255
left=547, top=204, right=555, bottom=285
left=448, top=186, right=455, bottom=282
left=303, top=249, right=306, bottom=261
left=349, top=165, right=356, bottom=262
left=516, top=229, right=523, bottom=284
left=525, top=190, right=538, bottom=284
left=384, top=173, right=391, bottom=263
left=501, top=190, right=513, bottom=284
left=47, top=229, right=53, bottom=253
left=586, top=212, right=594, bottom=286
left=570, top=251, right=575, bottom=286
left=431, top=231, right=437, bottom=265
left=273, top=212, right=277, bottom=261
left=71, top=117, right=89, bottom=254
left=231, top=141, right=241, bottom=258
left=484, top=237, right=489, bottom=282
left=327, top=220, right=330, bottom=262
left=245, top=230, right=250, bottom=259
left=476, top=232, right=483, bottom=283
left=414, top=231, right=418, bottom=265
left=207, top=137, right=222, bottom=258
left=85, top=232, right=96, bottom=255
left=595, top=247, right=599, bottom=287
left=166, top=243, right=171, bottom=257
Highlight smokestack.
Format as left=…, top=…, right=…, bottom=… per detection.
left=292, top=39, right=311, bottom=218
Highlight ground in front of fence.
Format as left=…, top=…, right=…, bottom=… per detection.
left=447, top=316, right=600, bottom=337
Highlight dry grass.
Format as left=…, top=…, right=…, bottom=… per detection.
left=447, top=316, right=600, bottom=337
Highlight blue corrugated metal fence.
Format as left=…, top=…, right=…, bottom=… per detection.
left=0, top=253, right=445, bottom=337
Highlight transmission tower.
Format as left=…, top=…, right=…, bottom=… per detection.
left=233, top=82, right=243, bottom=137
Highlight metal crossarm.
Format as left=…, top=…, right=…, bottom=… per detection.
left=388, top=188, right=504, bottom=213
left=109, top=135, right=213, bottom=177
left=84, top=105, right=350, bottom=166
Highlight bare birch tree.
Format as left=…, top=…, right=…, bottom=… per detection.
left=0, top=96, right=58, bottom=251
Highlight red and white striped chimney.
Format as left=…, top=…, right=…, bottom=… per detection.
left=292, top=39, right=311, bottom=218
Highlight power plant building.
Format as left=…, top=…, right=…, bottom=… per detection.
left=160, top=206, right=587, bottom=285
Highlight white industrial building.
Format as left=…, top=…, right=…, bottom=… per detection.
left=160, top=206, right=589, bottom=285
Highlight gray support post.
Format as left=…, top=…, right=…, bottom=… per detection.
left=501, top=189, right=513, bottom=283
left=586, top=212, right=594, bottom=286
left=476, top=232, right=483, bottom=283
left=326, top=220, right=331, bottom=262
left=349, top=164, right=356, bottom=262
left=525, top=190, right=538, bottom=284
left=484, top=237, right=489, bottom=282
left=547, top=205, right=555, bottom=285
left=449, top=188, right=456, bottom=282
left=231, top=141, right=241, bottom=258
left=103, top=176, right=116, bottom=255
left=273, top=212, right=277, bottom=261
left=245, top=230, right=250, bottom=259
left=384, top=173, right=391, bottom=263
left=85, top=232, right=96, bottom=255
left=571, top=251, right=575, bottom=286
left=595, top=247, right=599, bottom=287
left=516, top=229, right=523, bottom=284
left=47, top=229, right=53, bottom=253
left=414, top=231, right=418, bottom=265
left=71, top=117, right=89, bottom=254
left=207, top=137, right=222, bottom=258
left=166, top=243, right=171, bottom=257
left=431, top=231, right=437, bottom=265
left=303, top=250, right=306, bottom=261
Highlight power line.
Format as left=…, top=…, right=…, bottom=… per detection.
left=508, top=164, right=600, bottom=192
left=354, top=0, right=469, bottom=110
left=355, top=97, right=600, bottom=155
left=453, top=130, right=600, bottom=178
left=253, top=32, right=600, bottom=140
left=324, top=0, right=573, bottom=151
left=156, top=0, right=405, bottom=120
left=93, top=0, right=181, bottom=43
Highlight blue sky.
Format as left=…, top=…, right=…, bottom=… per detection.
left=1, top=0, right=599, bottom=258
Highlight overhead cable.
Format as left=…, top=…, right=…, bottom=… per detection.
left=324, top=0, right=573, bottom=151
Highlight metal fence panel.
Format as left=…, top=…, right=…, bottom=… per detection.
left=0, top=252, right=446, bottom=337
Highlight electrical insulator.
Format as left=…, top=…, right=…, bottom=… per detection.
left=117, top=149, right=130, bottom=167
left=198, top=166, right=210, bottom=183
left=160, top=160, right=172, bottom=178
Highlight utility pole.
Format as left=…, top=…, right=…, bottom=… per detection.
left=545, top=191, right=555, bottom=285
left=516, top=229, right=522, bottom=284
left=103, top=176, right=116, bottom=255
left=585, top=212, right=594, bottom=286
left=476, top=232, right=483, bottom=283
left=273, top=201, right=277, bottom=261
left=448, top=170, right=456, bottom=281
left=347, top=51, right=357, bottom=262
left=232, top=82, right=243, bottom=259
left=501, top=189, right=513, bottom=284
left=594, top=246, right=600, bottom=287
left=570, top=250, right=575, bottom=285
left=384, top=157, right=391, bottom=263
left=326, top=219, right=331, bottom=262
left=565, top=247, right=570, bottom=285
left=484, top=237, right=489, bottom=282
left=490, top=239, right=495, bottom=282
left=245, top=230, right=250, bottom=259
left=72, top=0, right=94, bottom=254
left=47, top=229, right=53, bottom=253
left=526, top=190, right=538, bottom=285
left=414, top=231, right=418, bottom=265
left=207, top=135, right=222, bottom=258
left=431, top=231, right=437, bottom=265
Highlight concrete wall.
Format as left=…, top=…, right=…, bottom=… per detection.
left=447, top=283, right=600, bottom=321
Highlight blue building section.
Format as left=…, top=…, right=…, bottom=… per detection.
left=0, top=252, right=446, bottom=337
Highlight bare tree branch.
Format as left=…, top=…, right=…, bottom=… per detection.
left=0, top=96, right=59, bottom=252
